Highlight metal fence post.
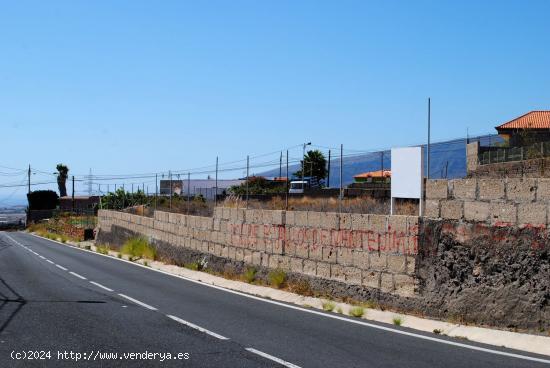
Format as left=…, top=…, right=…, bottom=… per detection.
left=521, top=146, right=524, bottom=160
left=246, top=155, right=249, bottom=209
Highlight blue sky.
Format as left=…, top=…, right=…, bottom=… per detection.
left=1, top=0, right=550, bottom=204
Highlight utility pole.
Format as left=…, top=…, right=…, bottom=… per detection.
left=339, top=144, right=343, bottom=213
left=279, top=151, right=282, bottom=178
left=301, top=142, right=311, bottom=192
left=169, top=170, right=172, bottom=211
left=155, top=173, right=158, bottom=211
left=27, top=165, right=31, bottom=194
left=187, top=172, right=190, bottom=215
left=286, top=150, right=289, bottom=210
left=246, top=155, right=249, bottom=209
left=380, top=151, right=384, bottom=173
left=327, top=150, right=331, bottom=187
left=215, top=156, right=218, bottom=206
left=72, top=176, right=75, bottom=212
left=427, top=97, right=431, bottom=179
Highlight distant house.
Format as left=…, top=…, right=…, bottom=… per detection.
left=59, top=196, right=100, bottom=211
left=353, top=170, right=391, bottom=183
left=495, top=111, right=550, bottom=146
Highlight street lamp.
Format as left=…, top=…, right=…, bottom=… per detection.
left=302, top=142, right=312, bottom=189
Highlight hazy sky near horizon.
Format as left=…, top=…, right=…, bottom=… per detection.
left=1, top=0, right=550, bottom=204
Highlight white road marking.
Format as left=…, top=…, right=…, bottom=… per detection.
left=167, top=314, right=229, bottom=340
left=27, top=233, right=550, bottom=365
left=245, top=348, right=301, bottom=368
left=69, top=271, right=87, bottom=280
left=39, top=255, right=46, bottom=259
left=55, top=264, right=68, bottom=271
left=46, top=260, right=54, bottom=264
left=118, top=293, right=157, bottom=311
left=89, top=281, right=114, bottom=292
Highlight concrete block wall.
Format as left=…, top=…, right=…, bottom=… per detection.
left=425, top=178, right=550, bottom=227
left=98, top=209, right=419, bottom=296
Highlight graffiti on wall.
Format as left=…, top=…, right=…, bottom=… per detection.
left=228, top=223, right=419, bottom=255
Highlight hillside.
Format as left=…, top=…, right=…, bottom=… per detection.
left=260, top=135, right=499, bottom=187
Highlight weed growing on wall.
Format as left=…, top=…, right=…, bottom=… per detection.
left=268, top=269, right=286, bottom=288
left=243, top=267, right=257, bottom=283
left=121, top=237, right=157, bottom=260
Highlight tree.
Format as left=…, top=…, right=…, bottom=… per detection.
left=56, top=164, right=69, bottom=197
left=229, top=176, right=286, bottom=195
left=100, top=188, right=148, bottom=210
left=27, top=190, right=59, bottom=210
left=293, top=149, right=328, bottom=187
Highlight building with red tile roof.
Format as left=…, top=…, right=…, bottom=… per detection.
left=495, top=111, right=550, bottom=146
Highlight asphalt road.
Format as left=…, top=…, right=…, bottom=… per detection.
left=0, top=231, right=549, bottom=368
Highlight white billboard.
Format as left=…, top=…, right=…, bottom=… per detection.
left=391, top=147, right=424, bottom=215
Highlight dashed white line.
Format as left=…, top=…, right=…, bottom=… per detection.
left=39, top=255, right=46, bottom=259
left=46, top=260, right=54, bottom=264
left=118, top=293, right=157, bottom=311
left=55, top=264, right=68, bottom=271
left=69, top=271, right=87, bottom=280
left=245, top=348, right=301, bottom=368
left=167, top=315, right=229, bottom=340
left=89, top=281, right=114, bottom=292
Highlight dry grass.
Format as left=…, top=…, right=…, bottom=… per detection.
left=141, top=196, right=215, bottom=217
left=222, top=195, right=418, bottom=215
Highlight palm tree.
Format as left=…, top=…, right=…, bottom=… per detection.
left=56, top=164, right=69, bottom=197
left=293, top=150, right=328, bottom=187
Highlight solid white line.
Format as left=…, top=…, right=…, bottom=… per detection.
left=27, top=233, right=550, bottom=364
left=55, top=264, right=68, bottom=271
left=46, top=260, right=54, bottom=264
left=245, top=348, right=301, bottom=368
left=118, top=293, right=157, bottom=311
left=166, top=315, right=229, bottom=340
left=69, top=271, right=87, bottom=280
left=89, top=281, right=114, bottom=292
left=39, top=255, right=46, bottom=259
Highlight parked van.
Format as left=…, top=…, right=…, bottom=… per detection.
left=289, top=180, right=309, bottom=194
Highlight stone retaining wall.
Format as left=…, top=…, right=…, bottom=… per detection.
left=98, top=208, right=418, bottom=297
left=425, top=178, right=550, bottom=227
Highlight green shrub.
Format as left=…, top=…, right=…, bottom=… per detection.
left=322, top=301, right=335, bottom=312
left=349, top=306, right=365, bottom=318
left=392, top=316, right=403, bottom=326
left=268, top=269, right=286, bottom=288
left=243, top=267, right=257, bottom=283
left=433, top=329, right=442, bottom=335
left=336, top=307, right=343, bottom=314
left=120, top=237, right=156, bottom=260
left=96, top=245, right=110, bottom=255
left=184, top=262, right=199, bottom=271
